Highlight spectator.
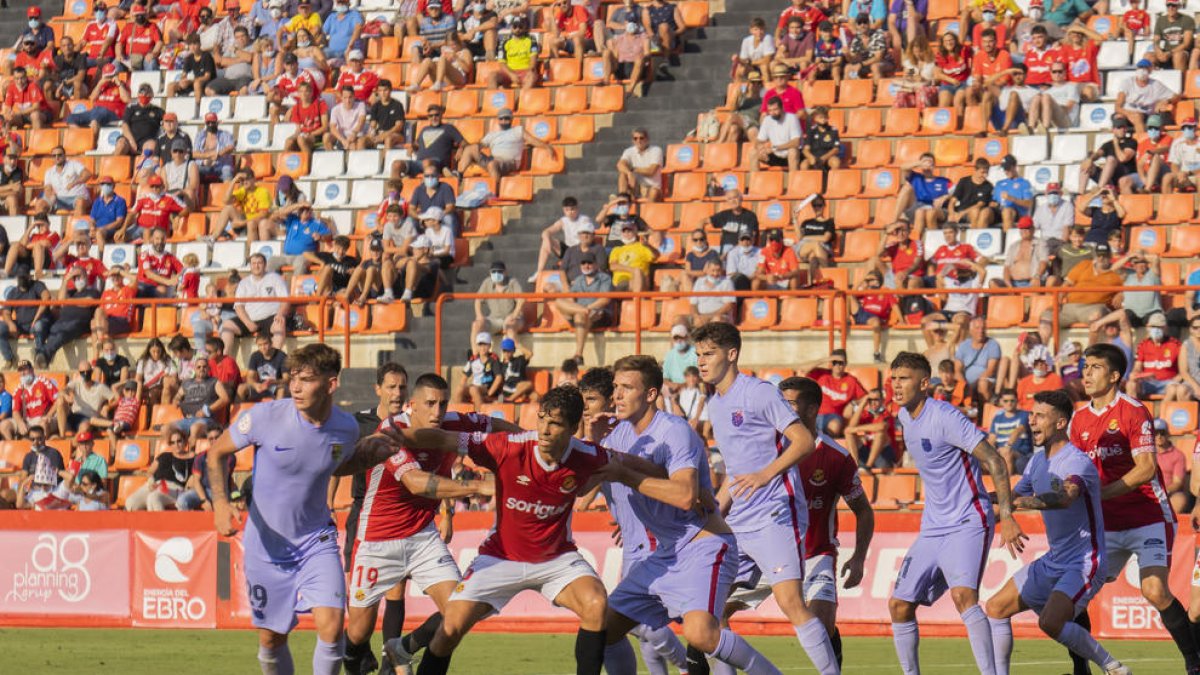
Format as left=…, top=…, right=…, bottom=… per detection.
left=988, top=389, right=1033, bottom=473
left=363, top=78, right=406, bottom=149
left=604, top=16, right=651, bottom=96
left=993, top=217, right=1049, bottom=288
left=205, top=336, right=242, bottom=393
left=125, top=427, right=194, bottom=511
left=92, top=266, right=137, bottom=340
left=4, top=215, right=59, bottom=279
left=1119, top=0, right=1151, bottom=59
left=999, top=327, right=1054, bottom=390
left=407, top=166, right=459, bottom=234
left=56, top=362, right=113, bottom=436
left=555, top=253, right=612, bottom=365
left=545, top=0, right=597, bottom=60
left=807, top=20, right=845, bottom=83
left=343, top=236, right=387, bottom=306
left=238, top=333, right=288, bottom=402
left=68, top=431, right=108, bottom=486
left=870, top=220, right=925, bottom=289
left=1126, top=312, right=1178, bottom=400
left=154, top=113, right=189, bottom=162
left=89, top=176, right=128, bottom=244
left=894, top=152, right=950, bottom=236
left=644, top=0, right=685, bottom=57
left=1135, top=114, right=1174, bottom=191
left=1116, top=59, right=1179, bottom=135
left=472, top=260, right=525, bottom=341
left=135, top=227, right=183, bottom=299
left=266, top=53, right=314, bottom=122
left=662, top=323, right=698, bottom=387
left=608, top=222, right=655, bottom=291
left=1165, top=315, right=1200, bottom=402
left=1027, top=60, right=1079, bottom=132
left=167, top=35, right=217, bottom=104
left=117, top=5, right=163, bottom=71
left=323, top=0, right=364, bottom=65
left=0, top=148, right=23, bottom=217
left=1152, top=0, right=1194, bottom=71
left=266, top=203, right=331, bottom=276
left=844, top=388, right=897, bottom=469
left=80, top=4, right=118, bottom=73
left=171, top=357, right=230, bottom=444
left=1053, top=242, right=1122, bottom=328
left=965, top=28, right=1012, bottom=108
left=93, top=337, right=131, bottom=388
left=135, top=337, right=176, bottom=407
left=15, top=426, right=62, bottom=499
left=3, top=67, right=50, bottom=131
left=679, top=228, right=721, bottom=292
left=947, top=158, right=997, bottom=228
left=850, top=270, right=897, bottom=363
left=1076, top=184, right=1126, bottom=245
left=933, top=31, right=972, bottom=112
left=533, top=196, right=596, bottom=283
left=207, top=28, right=255, bottom=95
left=221, top=253, right=290, bottom=353
left=393, top=106, right=463, bottom=178
left=177, top=427, right=236, bottom=511
left=1033, top=182, right=1073, bottom=253
left=801, top=106, right=841, bottom=170
left=211, top=169, right=272, bottom=241
left=458, top=107, right=551, bottom=179
left=66, top=64, right=128, bottom=142
left=1016, top=353, right=1064, bottom=410
left=752, top=228, right=802, bottom=290
left=192, top=113, right=237, bottom=183
left=282, top=81, right=329, bottom=155
left=688, top=257, right=735, bottom=325
left=704, top=188, right=759, bottom=255
left=773, top=16, right=812, bottom=73
left=125, top=176, right=186, bottom=242
left=733, top=18, right=775, bottom=83
left=724, top=228, right=761, bottom=290
left=1164, top=117, right=1200, bottom=193
left=846, top=12, right=894, bottom=78
left=458, top=332, right=502, bottom=405
left=390, top=234, right=441, bottom=303
left=938, top=258, right=987, bottom=326
left=495, top=338, right=534, bottom=402
left=981, top=63, right=1036, bottom=136
left=1153, top=418, right=1190, bottom=513
left=792, top=195, right=833, bottom=276
left=57, top=236, right=106, bottom=291
left=557, top=220, right=609, bottom=286
left=806, top=350, right=868, bottom=437
left=0, top=273, right=51, bottom=370
left=1060, top=24, right=1102, bottom=102
left=459, top=1, right=500, bottom=62
left=310, top=234, right=360, bottom=297
left=41, top=268, right=101, bottom=366
left=665, top=365, right=708, bottom=437
left=928, top=222, right=981, bottom=278
left=954, top=316, right=1002, bottom=401
left=616, top=127, right=664, bottom=201
left=488, top=17, right=539, bottom=90
left=993, top=154, right=1033, bottom=230
left=4, top=362, right=60, bottom=439
left=34, top=147, right=92, bottom=217
left=752, top=96, right=802, bottom=173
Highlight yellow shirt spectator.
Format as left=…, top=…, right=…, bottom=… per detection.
left=969, top=0, right=1020, bottom=20
left=608, top=241, right=654, bottom=287
left=285, top=12, right=323, bottom=37
left=233, top=186, right=272, bottom=220
left=500, top=35, right=538, bottom=72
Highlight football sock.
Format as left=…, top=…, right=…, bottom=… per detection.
left=575, top=627, right=606, bottom=675
left=962, top=606, right=997, bottom=675
left=1191, top=617, right=1200, bottom=658
left=687, top=644, right=713, bottom=675
left=830, top=627, right=843, bottom=668
left=1161, top=599, right=1200, bottom=668
left=1056, top=621, right=1116, bottom=670
left=1069, top=612, right=1092, bottom=675
left=709, top=628, right=783, bottom=675
left=383, top=597, right=406, bottom=641
left=603, top=637, right=638, bottom=675
left=891, top=620, right=920, bottom=675
left=795, top=617, right=840, bottom=674
left=312, top=637, right=343, bottom=675
left=341, top=638, right=370, bottom=675
left=638, top=637, right=670, bottom=675
left=711, top=659, right=735, bottom=675
left=988, top=617, right=1013, bottom=675
left=639, top=624, right=688, bottom=668
left=403, top=612, right=443, bottom=654
left=257, top=643, right=294, bottom=675
left=415, top=645, right=452, bottom=675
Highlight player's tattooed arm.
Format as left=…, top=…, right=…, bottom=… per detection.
left=400, top=469, right=494, bottom=499
left=1100, top=450, right=1157, bottom=500
left=971, top=439, right=1029, bottom=556
left=1013, top=476, right=1082, bottom=511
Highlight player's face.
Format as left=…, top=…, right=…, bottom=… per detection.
left=1081, top=356, right=1119, bottom=398
left=536, top=406, right=578, bottom=456
left=409, top=384, right=448, bottom=429
left=890, top=366, right=928, bottom=408
left=1029, top=402, right=1064, bottom=447
left=580, top=389, right=610, bottom=420
left=780, top=388, right=805, bottom=416
left=694, top=339, right=735, bottom=386
left=376, top=371, right=409, bottom=416
left=613, top=370, right=656, bottom=421
left=289, top=366, right=336, bottom=416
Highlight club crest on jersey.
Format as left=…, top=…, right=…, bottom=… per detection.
left=559, top=475, right=577, bottom=493
left=237, top=413, right=252, bottom=434
left=731, top=410, right=745, bottom=427
left=809, top=469, right=827, bottom=486
left=331, top=443, right=344, bottom=463
left=1050, top=477, right=1062, bottom=492
left=1107, top=419, right=1120, bottom=433
left=517, top=475, right=531, bottom=486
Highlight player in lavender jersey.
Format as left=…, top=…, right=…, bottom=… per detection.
left=887, top=352, right=1024, bottom=675
left=985, top=390, right=1131, bottom=675
left=574, top=367, right=689, bottom=675
left=691, top=323, right=840, bottom=675
left=207, top=344, right=404, bottom=675
left=593, top=355, right=781, bottom=675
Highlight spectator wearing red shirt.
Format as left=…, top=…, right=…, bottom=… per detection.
left=4, top=214, right=61, bottom=279
left=123, top=175, right=184, bottom=241
left=1015, top=354, right=1063, bottom=411
left=204, top=335, right=242, bottom=393
left=967, top=29, right=1013, bottom=107
left=933, top=32, right=972, bottom=113
left=116, top=5, right=164, bottom=71
left=1152, top=419, right=1190, bottom=513
left=547, top=1, right=595, bottom=58
left=65, top=64, right=129, bottom=139
left=1136, top=114, right=1172, bottom=191
left=1020, top=25, right=1058, bottom=86
left=870, top=220, right=925, bottom=289
left=335, top=53, right=379, bottom=102
left=55, top=237, right=107, bottom=290
left=1118, top=0, right=1150, bottom=61
left=844, top=388, right=899, bottom=468
left=1127, top=313, right=1179, bottom=399
left=802, top=350, right=869, bottom=437
left=751, top=228, right=803, bottom=290
left=81, top=3, right=119, bottom=64
left=135, top=227, right=183, bottom=298
left=13, top=38, right=54, bottom=83
left=1060, top=24, right=1102, bottom=101
left=851, top=270, right=898, bottom=363
left=775, top=0, right=826, bottom=39
left=5, top=361, right=60, bottom=438
left=2, top=67, right=50, bottom=130
left=761, top=64, right=807, bottom=119
left=92, top=265, right=137, bottom=338
left=929, top=221, right=981, bottom=276
left=284, top=81, right=329, bottom=155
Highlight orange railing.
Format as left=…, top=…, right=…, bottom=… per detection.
left=432, top=284, right=1199, bottom=371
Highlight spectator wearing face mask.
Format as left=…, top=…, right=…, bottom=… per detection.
left=406, top=165, right=459, bottom=234
left=89, top=176, right=128, bottom=243
left=65, top=64, right=128, bottom=142
left=554, top=252, right=613, bottom=365
left=39, top=268, right=102, bottom=366
left=5, top=364, right=59, bottom=439
left=608, top=222, right=656, bottom=292
left=1016, top=355, right=1063, bottom=411
left=662, top=323, right=698, bottom=386
left=55, top=236, right=107, bottom=290
left=33, top=146, right=92, bottom=216
left=1115, top=59, right=1179, bottom=136
left=1164, top=117, right=1200, bottom=193
left=193, top=112, right=237, bottom=182
left=4, top=215, right=59, bottom=279
left=92, top=266, right=137, bottom=340
left=58, top=363, right=113, bottom=437
left=1127, top=313, right=1179, bottom=400
left=473, top=261, right=525, bottom=342
left=724, top=228, right=761, bottom=290
left=1031, top=182, right=1073, bottom=254
left=457, top=107, right=552, bottom=179
left=124, top=176, right=185, bottom=241
left=117, top=5, right=164, bottom=71
left=688, top=257, right=735, bottom=326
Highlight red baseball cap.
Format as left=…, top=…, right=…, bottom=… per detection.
left=204, top=112, right=218, bottom=122
left=75, top=431, right=93, bottom=443
left=1017, top=216, right=1034, bottom=229
left=1183, top=117, right=1198, bottom=127
left=101, top=63, right=117, bottom=77
left=99, top=175, right=114, bottom=185
left=148, top=175, right=164, bottom=187
left=27, top=7, right=41, bottom=17
left=131, top=4, right=147, bottom=13
left=225, top=0, right=240, bottom=8
left=1046, top=182, right=1062, bottom=193
left=162, top=112, right=178, bottom=121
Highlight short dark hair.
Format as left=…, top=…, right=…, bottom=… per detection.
left=830, top=348, right=847, bottom=360
left=750, top=17, right=766, bottom=29
left=779, top=376, right=821, bottom=408
left=286, top=343, right=342, bottom=377
left=560, top=358, right=580, bottom=375
left=333, top=235, right=351, bottom=249
left=377, top=362, right=409, bottom=385
left=205, top=336, right=224, bottom=351
left=974, top=158, right=990, bottom=170
left=411, top=372, right=448, bottom=392
left=938, top=358, right=955, bottom=373
left=562, top=196, right=578, bottom=208
left=999, top=388, right=1017, bottom=399
left=1083, top=343, right=1127, bottom=379
left=980, top=28, right=996, bottom=39
left=578, top=366, right=614, bottom=399
left=78, top=469, right=103, bottom=487
left=613, top=354, right=663, bottom=392
left=168, top=335, right=191, bottom=352
left=28, top=424, right=44, bottom=437
left=1033, top=389, right=1074, bottom=422
left=540, top=385, right=584, bottom=426
left=692, top=321, right=741, bottom=351
left=891, top=351, right=932, bottom=377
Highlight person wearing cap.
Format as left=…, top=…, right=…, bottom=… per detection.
left=993, top=153, right=1033, bottom=230
left=1125, top=312, right=1179, bottom=401
left=211, top=168, right=272, bottom=241
left=193, top=108, right=237, bottom=182
left=2, top=66, right=50, bottom=131
left=724, top=226, right=762, bottom=290
left=266, top=201, right=331, bottom=277
left=495, top=337, right=534, bottom=402
left=152, top=110, right=188, bottom=162
left=392, top=105, right=464, bottom=178
left=336, top=50, right=379, bottom=102
left=1116, top=58, right=1180, bottom=135
left=0, top=147, right=24, bottom=217
left=80, top=3, right=119, bottom=72
left=116, top=3, right=164, bottom=72
left=551, top=216, right=607, bottom=287
left=10, top=7, right=55, bottom=58
left=489, top=16, right=541, bottom=90
left=1027, top=55, right=1080, bottom=132
left=123, top=175, right=185, bottom=241
left=206, top=26, right=256, bottom=95
left=407, top=165, right=459, bottom=233
left=1152, top=0, right=1196, bottom=71
left=166, top=35, right=217, bottom=104
left=57, top=361, right=114, bottom=439
left=751, top=227, right=803, bottom=290
left=69, top=429, right=110, bottom=486
left=458, top=107, right=552, bottom=180
left=608, top=219, right=655, bottom=292
left=472, top=260, right=526, bottom=342
left=458, top=331, right=502, bottom=405
left=342, top=233, right=389, bottom=306
left=1134, top=113, right=1174, bottom=192
left=388, top=231, right=440, bottom=303
left=112, top=83, right=165, bottom=157
left=1053, top=241, right=1122, bottom=328
left=322, top=0, right=365, bottom=66
left=90, top=265, right=137, bottom=341
left=157, top=137, right=202, bottom=212
left=1165, top=117, right=1200, bottom=193
left=533, top=195, right=597, bottom=283
left=555, top=249, right=613, bottom=365
left=894, top=152, right=951, bottom=236
left=947, top=158, right=997, bottom=230
left=411, top=0, right=459, bottom=68
left=11, top=28, right=53, bottom=84
left=602, top=7, right=651, bottom=95
left=267, top=52, right=314, bottom=122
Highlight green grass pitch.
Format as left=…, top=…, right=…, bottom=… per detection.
left=0, top=628, right=1183, bottom=673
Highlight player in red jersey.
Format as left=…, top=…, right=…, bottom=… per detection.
left=1069, top=343, right=1200, bottom=674
left=341, top=373, right=504, bottom=675
left=388, top=386, right=614, bottom=675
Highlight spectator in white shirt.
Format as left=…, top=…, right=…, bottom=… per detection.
left=325, top=86, right=367, bottom=150
left=732, top=17, right=775, bottom=82
left=218, top=253, right=290, bottom=353
left=34, top=147, right=92, bottom=216
left=616, top=127, right=664, bottom=201
left=532, top=195, right=595, bottom=283
left=1028, top=62, right=1080, bottom=131
left=1031, top=182, right=1074, bottom=253
left=1115, top=58, right=1180, bottom=134
left=724, top=229, right=761, bottom=289
left=752, top=96, right=801, bottom=172
left=1165, top=117, right=1200, bottom=193
left=457, top=107, right=552, bottom=180
left=688, top=258, right=736, bottom=325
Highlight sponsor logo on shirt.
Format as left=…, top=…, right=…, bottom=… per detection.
left=1086, top=445, right=1126, bottom=460
left=516, top=475, right=531, bottom=486
left=505, top=497, right=568, bottom=520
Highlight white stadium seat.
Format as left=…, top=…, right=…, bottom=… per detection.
left=0, top=216, right=25, bottom=242
left=1011, top=135, right=1048, bottom=165
left=199, top=96, right=234, bottom=121
left=1079, top=103, right=1114, bottom=131
left=165, top=97, right=197, bottom=121
left=349, top=179, right=385, bottom=207
left=325, top=210, right=355, bottom=235
left=232, top=95, right=268, bottom=122
left=1023, top=165, right=1059, bottom=193
left=130, top=70, right=163, bottom=96
left=174, top=242, right=212, bottom=268
left=212, top=241, right=248, bottom=270
left=314, top=180, right=350, bottom=208
left=271, top=123, right=299, bottom=150
left=965, top=229, right=1003, bottom=258
left=308, top=151, right=346, bottom=180
left=345, top=150, right=383, bottom=178
left=102, top=245, right=138, bottom=269
left=1049, top=134, right=1088, bottom=165
left=1097, top=42, right=1131, bottom=71
left=237, top=124, right=271, bottom=152
left=248, top=240, right=282, bottom=263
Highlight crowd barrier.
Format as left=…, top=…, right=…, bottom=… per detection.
left=0, top=511, right=1186, bottom=639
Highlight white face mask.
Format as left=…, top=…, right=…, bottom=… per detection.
left=1047, top=193, right=1062, bottom=206
left=20, top=374, right=32, bottom=386
left=982, top=11, right=995, bottom=21
left=1029, top=7, right=1042, bottom=18
left=270, top=7, right=282, bottom=18
left=73, top=278, right=87, bottom=291
left=621, top=233, right=637, bottom=245
left=103, top=351, right=116, bottom=361
left=28, top=20, right=38, bottom=30
left=1033, top=366, right=1048, bottom=377
left=335, top=3, right=347, bottom=12
left=490, top=271, right=504, bottom=283
left=1150, top=327, right=1165, bottom=341
left=100, top=184, right=114, bottom=197
left=625, top=21, right=638, bottom=33
left=424, top=176, right=438, bottom=189
left=675, top=341, right=689, bottom=352
left=739, top=242, right=752, bottom=252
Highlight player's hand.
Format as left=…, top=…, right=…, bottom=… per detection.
left=476, top=474, right=496, bottom=497
left=609, top=519, right=624, bottom=547
left=728, top=470, right=772, bottom=500
left=438, top=515, right=453, bottom=543
left=592, top=459, right=629, bottom=486
left=998, top=515, right=1027, bottom=558
left=841, top=556, right=866, bottom=589
left=213, top=501, right=239, bottom=536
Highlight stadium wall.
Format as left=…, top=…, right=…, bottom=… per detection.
left=0, top=511, right=1186, bottom=639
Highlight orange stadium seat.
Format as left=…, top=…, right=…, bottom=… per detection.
left=824, top=169, right=863, bottom=199
left=559, top=115, right=595, bottom=143
left=653, top=299, right=693, bottom=331
left=1118, top=194, right=1153, bottom=224
left=986, top=295, right=1025, bottom=329
left=678, top=201, right=714, bottom=228
left=665, top=144, right=701, bottom=172
left=747, top=172, right=784, bottom=199
left=874, top=474, right=918, bottom=509
left=784, top=170, right=823, bottom=197
left=928, top=0, right=959, bottom=20
left=844, top=108, right=883, bottom=139
left=758, top=368, right=794, bottom=386
left=881, top=108, right=919, bottom=136
left=552, top=86, right=589, bottom=114
left=116, top=475, right=149, bottom=508
left=518, top=87, right=552, bottom=115
left=640, top=202, right=675, bottom=230
left=755, top=200, right=789, bottom=230
left=0, top=441, right=27, bottom=472
left=837, top=79, right=874, bottom=108
left=1151, top=194, right=1196, bottom=224
left=444, top=89, right=479, bottom=117
left=1130, top=226, right=1167, bottom=255
left=617, top=299, right=657, bottom=331
left=740, top=298, right=778, bottom=330
left=847, top=365, right=880, bottom=389
left=591, top=85, right=625, bottom=113
left=481, top=89, right=516, bottom=117
left=702, top=143, right=739, bottom=172
left=933, top=137, right=969, bottom=167
left=1162, top=402, right=1199, bottom=435
left=498, top=176, right=533, bottom=201
left=1166, top=225, right=1200, bottom=258
left=840, top=229, right=880, bottom=262
left=854, top=138, right=891, bottom=168
left=802, top=81, right=837, bottom=107
left=919, top=108, right=957, bottom=136
left=680, top=0, right=710, bottom=27
left=863, top=168, right=901, bottom=197
left=973, top=136, right=1009, bottom=164
left=112, top=439, right=152, bottom=471
left=834, top=198, right=871, bottom=229
left=959, top=106, right=987, bottom=136
left=546, top=58, right=581, bottom=85
left=771, top=297, right=820, bottom=330
left=894, top=139, right=930, bottom=166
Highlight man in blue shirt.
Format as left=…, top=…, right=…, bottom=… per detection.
left=896, top=152, right=950, bottom=236
left=988, top=389, right=1033, bottom=473
left=994, top=154, right=1034, bottom=231
left=322, top=0, right=364, bottom=66
left=268, top=203, right=332, bottom=277
left=954, top=316, right=1003, bottom=402
left=90, top=176, right=128, bottom=243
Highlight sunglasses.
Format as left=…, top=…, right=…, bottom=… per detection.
left=830, top=360, right=845, bottom=366
left=1051, top=69, right=1065, bottom=73
left=632, top=135, right=646, bottom=140
left=691, top=236, right=704, bottom=242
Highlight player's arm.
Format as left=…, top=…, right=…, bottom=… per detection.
left=1013, top=475, right=1083, bottom=510
left=1100, top=450, right=1157, bottom=500
left=384, top=426, right=463, bottom=453
left=971, top=438, right=1027, bottom=556
left=332, top=433, right=402, bottom=476
left=207, top=428, right=243, bottom=536
left=400, top=467, right=494, bottom=499
left=841, top=491, right=874, bottom=589
left=730, top=420, right=814, bottom=499
left=596, top=456, right=696, bottom=511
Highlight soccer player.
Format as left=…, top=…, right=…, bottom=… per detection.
left=343, top=373, right=509, bottom=675
left=886, top=351, right=1023, bottom=675
left=597, top=355, right=780, bottom=675
left=1069, top=343, right=1200, bottom=674
left=576, top=366, right=691, bottom=675
left=985, top=389, right=1132, bottom=675
left=389, top=386, right=613, bottom=675
left=207, top=344, right=401, bottom=675
left=692, top=322, right=841, bottom=674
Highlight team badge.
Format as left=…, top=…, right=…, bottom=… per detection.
left=560, top=476, right=577, bottom=493
left=1108, top=419, right=1119, bottom=432
left=731, top=410, right=745, bottom=427
left=354, top=589, right=366, bottom=601
left=332, top=443, right=344, bottom=463
left=1049, top=477, right=1062, bottom=492
left=840, top=382, right=848, bottom=391
left=455, top=582, right=465, bottom=593
left=237, top=413, right=252, bottom=434
left=809, top=469, right=827, bottom=486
